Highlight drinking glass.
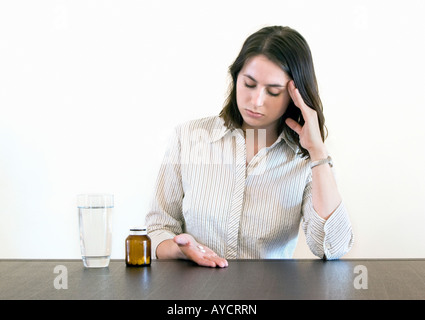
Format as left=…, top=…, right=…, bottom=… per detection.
left=77, top=194, right=113, bottom=268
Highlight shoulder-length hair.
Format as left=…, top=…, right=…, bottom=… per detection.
left=219, top=26, right=327, bottom=159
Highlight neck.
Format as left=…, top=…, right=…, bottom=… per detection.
left=242, top=125, right=279, bottom=164
left=242, top=124, right=278, bottom=148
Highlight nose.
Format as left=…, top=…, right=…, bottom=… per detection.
left=252, top=87, right=266, bottom=108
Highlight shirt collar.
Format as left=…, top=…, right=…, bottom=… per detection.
left=209, top=117, right=232, bottom=142
left=275, top=131, right=299, bottom=154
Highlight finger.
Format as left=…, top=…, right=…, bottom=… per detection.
left=285, top=117, right=302, bottom=135
left=187, top=250, right=218, bottom=268
left=197, top=246, right=228, bottom=268
left=288, top=81, right=308, bottom=114
left=204, top=252, right=228, bottom=267
left=287, top=81, right=301, bottom=106
left=196, top=257, right=218, bottom=268
left=175, top=237, right=227, bottom=268
left=200, top=255, right=228, bottom=268
left=214, top=257, right=228, bottom=268
left=192, top=248, right=228, bottom=268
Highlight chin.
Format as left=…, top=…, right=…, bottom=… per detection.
left=242, top=118, right=266, bottom=129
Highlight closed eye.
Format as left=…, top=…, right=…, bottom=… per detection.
left=244, top=82, right=282, bottom=97
left=267, top=90, right=281, bottom=97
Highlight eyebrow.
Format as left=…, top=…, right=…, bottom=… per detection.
left=243, top=74, right=285, bottom=88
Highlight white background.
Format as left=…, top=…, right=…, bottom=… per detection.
left=1, top=0, right=424, bottom=259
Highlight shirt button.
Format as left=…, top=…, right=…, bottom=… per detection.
left=326, top=243, right=331, bottom=249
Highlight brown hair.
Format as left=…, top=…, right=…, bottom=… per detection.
left=219, top=26, right=327, bottom=158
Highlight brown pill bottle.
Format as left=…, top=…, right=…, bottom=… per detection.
left=125, top=227, right=151, bottom=266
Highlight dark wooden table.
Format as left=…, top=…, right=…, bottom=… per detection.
left=1, top=259, right=424, bottom=300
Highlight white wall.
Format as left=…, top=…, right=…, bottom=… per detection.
left=1, top=0, right=424, bottom=259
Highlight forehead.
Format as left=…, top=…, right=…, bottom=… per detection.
left=240, top=54, right=290, bottom=83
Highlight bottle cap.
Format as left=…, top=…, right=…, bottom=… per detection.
left=130, top=226, right=147, bottom=231
left=129, top=226, right=147, bottom=235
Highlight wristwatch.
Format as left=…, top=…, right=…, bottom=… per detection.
left=310, top=156, right=333, bottom=169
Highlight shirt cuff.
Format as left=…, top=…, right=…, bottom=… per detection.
left=303, top=201, right=354, bottom=260
left=322, top=202, right=354, bottom=259
left=148, top=229, right=176, bottom=259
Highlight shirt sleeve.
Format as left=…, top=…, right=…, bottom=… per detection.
left=145, top=126, right=185, bottom=258
left=301, top=177, right=354, bottom=260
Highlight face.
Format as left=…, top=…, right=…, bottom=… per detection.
left=236, top=54, right=292, bottom=134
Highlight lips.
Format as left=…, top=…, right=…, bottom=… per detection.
left=245, top=109, right=264, bottom=118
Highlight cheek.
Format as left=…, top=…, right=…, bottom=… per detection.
left=236, top=83, right=250, bottom=106
left=272, top=95, right=291, bottom=116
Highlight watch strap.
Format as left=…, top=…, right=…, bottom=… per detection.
left=310, top=156, right=333, bottom=169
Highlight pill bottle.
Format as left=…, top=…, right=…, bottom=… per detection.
left=125, top=227, right=151, bottom=266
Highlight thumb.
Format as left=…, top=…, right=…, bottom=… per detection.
left=285, top=118, right=302, bottom=135
left=173, top=234, right=191, bottom=247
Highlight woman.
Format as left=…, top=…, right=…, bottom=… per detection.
left=145, top=26, right=354, bottom=267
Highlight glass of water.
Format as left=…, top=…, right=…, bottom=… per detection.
left=77, top=194, right=113, bottom=268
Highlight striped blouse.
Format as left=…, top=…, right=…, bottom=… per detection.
left=145, top=116, right=354, bottom=260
